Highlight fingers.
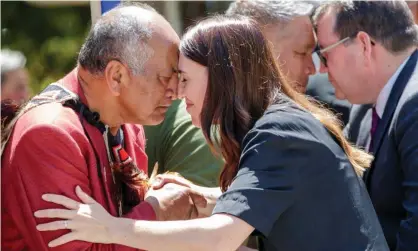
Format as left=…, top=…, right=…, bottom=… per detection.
left=34, top=208, right=76, bottom=219
left=189, top=190, right=208, bottom=208
left=187, top=201, right=199, bottom=220
left=48, top=232, right=78, bottom=247
left=75, top=186, right=96, bottom=204
left=41, top=194, right=81, bottom=210
left=151, top=174, right=192, bottom=189
left=36, top=220, right=75, bottom=231
left=150, top=177, right=166, bottom=189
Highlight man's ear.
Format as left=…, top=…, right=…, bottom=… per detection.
left=104, top=60, right=131, bottom=96
left=357, top=31, right=373, bottom=65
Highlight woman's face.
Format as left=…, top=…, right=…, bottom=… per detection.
left=178, top=53, right=208, bottom=128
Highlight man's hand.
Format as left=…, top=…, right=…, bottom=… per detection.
left=151, top=174, right=222, bottom=217
left=151, top=173, right=195, bottom=190
left=145, top=183, right=207, bottom=221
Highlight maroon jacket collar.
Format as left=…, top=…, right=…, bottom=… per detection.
left=57, top=68, right=89, bottom=105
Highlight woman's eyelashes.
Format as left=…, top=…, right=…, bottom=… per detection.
left=180, top=74, right=188, bottom=84
left=295, top=51, right=308, bottom=57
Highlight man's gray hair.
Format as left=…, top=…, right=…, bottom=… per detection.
left=78, top=3, right=156, bottom=75
left=312, top=1, right=418, bottom=53
left=226, top=0, right=320, bottom=25
left=1, top=49, right=27, bottom=85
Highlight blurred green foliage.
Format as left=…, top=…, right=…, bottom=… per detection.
left=1, top=1, right=91, bottom=95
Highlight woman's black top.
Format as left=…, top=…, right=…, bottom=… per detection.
left=213, top=102, right=388, bottom=251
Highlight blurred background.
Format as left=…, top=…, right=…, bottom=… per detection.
left=2, top=0, right=418, bottom=99
left=1, top=0, right=231, bottom=96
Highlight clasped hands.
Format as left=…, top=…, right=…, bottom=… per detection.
left=144, top=173, right=213, bottom=221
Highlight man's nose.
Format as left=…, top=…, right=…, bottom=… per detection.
left=306, top=57, right=316, bottom=76
left=166, top=73, right=179, bottom=100
left=177, top=80, right=186, bottom=99
left=319, top=61, right=328, bottom=74
left=177, top=85, right=186, bottom=99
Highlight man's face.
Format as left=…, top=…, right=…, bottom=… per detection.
left=407, top=2, right=418, bottom=23
left=120, top=28, right=180, bottom=126
left=263, top=16, right=316, bottom=93
left=316, top=9, right=373, bottom=104
left=1, top=68, right=30, bottom=104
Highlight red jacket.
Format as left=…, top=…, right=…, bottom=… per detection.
left=2, top=70, right=155, bottom=251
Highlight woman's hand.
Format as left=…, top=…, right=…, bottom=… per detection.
left=34, top=186, right=117, bottom=247
left=145, top=183, right=207, bottom=220
left=151, top=173, right=196, bottom=190
left=151, top=174, right=222, bottom=217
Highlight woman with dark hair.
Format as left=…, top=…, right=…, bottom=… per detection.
left=34, top=15, right=388, bottom=250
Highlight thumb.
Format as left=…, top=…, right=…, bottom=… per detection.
left=189, top=191, right=208, bottom=208
left=75, top=186, right=96, bottom=204
left=151, top=177, right=164, bottom=189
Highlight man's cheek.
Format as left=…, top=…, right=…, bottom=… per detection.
left=334, top=86, right=347, bottom=100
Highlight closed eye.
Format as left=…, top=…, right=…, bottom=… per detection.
left=159, top=75, right=171, bottom=80
left=178, top=72, right=187, bottom=83
left=295, top=51, right=307, bottom=56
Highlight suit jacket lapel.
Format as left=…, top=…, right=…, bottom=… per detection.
left=371, top=50, right=418, bottom=157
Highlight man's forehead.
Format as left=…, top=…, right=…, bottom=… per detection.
left=151, top=14, right=180, bottom=43
left=315, top=8, right=338, bottom=46
left=151, top=19, right=180, bottom=57
left=275, top=16, right=313, bottom=37
left=146, top=37, right=179, bottom=73
left=282, top=16, right=315, bottom=47
left=263, top=16, right=312, bottom=45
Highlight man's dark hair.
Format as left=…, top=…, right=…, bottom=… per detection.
left=312, top=1, right=418, bottom=53
left=78, top=3, right=157, bottom=75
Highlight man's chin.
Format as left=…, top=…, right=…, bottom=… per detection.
left=139, top=108, right=171, bottom=126
left=334, top=90, right=347, bottom=100
left=143, top=117, right=165, bottom=126
left=135, top=114, right=166, bottom=126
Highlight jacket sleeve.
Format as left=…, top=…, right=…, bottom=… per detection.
left=395, top=93, right=418, bottom=251
left=5, top=120, right=154, bottom=251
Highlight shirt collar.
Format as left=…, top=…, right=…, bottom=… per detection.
left=375, top=55, right=410, bottom=118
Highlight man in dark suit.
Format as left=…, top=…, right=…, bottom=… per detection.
left=313, top=1, right=418, bottom=250
left=226, top=0, right=352, bottom=125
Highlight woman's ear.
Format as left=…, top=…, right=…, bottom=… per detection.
left=104, top=60, right=131, bottom=96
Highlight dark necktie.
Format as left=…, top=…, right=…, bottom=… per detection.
left=369, top=107, right=380, bottom=152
